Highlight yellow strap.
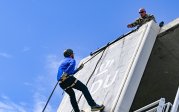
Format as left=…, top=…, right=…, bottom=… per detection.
left=64, top=79, right=78, bottom=90
left=61, top=74, right=68, bottom=82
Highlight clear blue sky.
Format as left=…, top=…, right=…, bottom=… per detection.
left=0, top=0, right=178, bottom=112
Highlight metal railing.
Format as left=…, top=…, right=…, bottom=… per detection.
left=171, top=87, right=179, bottom=112
left=134, top=98, right=172, bottom=112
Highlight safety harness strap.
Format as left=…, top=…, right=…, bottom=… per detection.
left=63, top=79, right=78, bottom=90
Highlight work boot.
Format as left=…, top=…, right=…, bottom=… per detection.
left=91, top=104, right=105, bottom=111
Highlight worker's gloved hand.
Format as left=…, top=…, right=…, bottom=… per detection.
left=127, top=24, right=133, bottom=28
left=77, top=63, right=84, bottom=72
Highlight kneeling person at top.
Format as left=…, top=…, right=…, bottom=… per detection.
left=127, top=8, right=156, bottom=28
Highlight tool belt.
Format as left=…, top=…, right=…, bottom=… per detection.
left=59, top=73, right=78, bottom=90
left=59, top=73, right=70, bottom=83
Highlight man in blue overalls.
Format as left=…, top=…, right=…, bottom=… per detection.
left=57, top=49, right=104, bottom=112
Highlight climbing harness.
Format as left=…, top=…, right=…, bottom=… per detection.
left=63, top=79, right=78, bottom=91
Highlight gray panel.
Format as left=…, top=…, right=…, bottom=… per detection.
left=57, top=21, right=160, bottom=112
left=78, top=29, right=145, bottom=112
left=114, top=21, right=160, bottom=112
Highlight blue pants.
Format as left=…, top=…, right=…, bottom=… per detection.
left=59, top=76, right=96, bottom=112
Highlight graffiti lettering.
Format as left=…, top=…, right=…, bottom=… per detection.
left=90, top=59, right=118, bottom=94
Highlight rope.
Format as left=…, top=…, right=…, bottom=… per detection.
left=42, top=30, right=132, bottom=112
left=71, top=44, right=109, bottom=112
left=42, top=80, right=60, bottom=112
left=90, top=29, right=137, bottom=56
left=42, top=28, right=138, bottom=112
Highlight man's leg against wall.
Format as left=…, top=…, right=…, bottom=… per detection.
left=65, top=88, right=80, bottom=112
left=73, top=80, right=96, bottom=106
